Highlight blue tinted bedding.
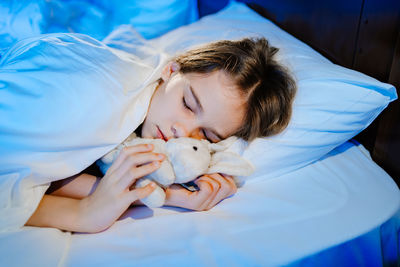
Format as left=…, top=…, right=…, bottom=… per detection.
left=0, top=1, right=398, bottom=265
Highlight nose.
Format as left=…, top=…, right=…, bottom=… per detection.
left=171, top=122, right=202, bottom=139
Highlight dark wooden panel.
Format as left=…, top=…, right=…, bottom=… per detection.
left=244, top=0, right=363, bottom=68
left=354, top=0, right=400, bottom=184
left=342, top=0, right=400, bottom=155
left=373, top=28, right=400, bottom=182
left=353, top=0, right=400, bottom=82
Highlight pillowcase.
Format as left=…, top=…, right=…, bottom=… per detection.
left=149, top=1, right=397, bottom=180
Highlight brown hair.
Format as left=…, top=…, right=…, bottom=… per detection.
left=174, top=37, right=297, bottom=141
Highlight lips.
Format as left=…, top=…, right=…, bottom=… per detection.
left=156, top=126, right=167, bottom=141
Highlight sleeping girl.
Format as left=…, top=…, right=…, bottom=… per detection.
left=25, top=37, right=296, bottom=233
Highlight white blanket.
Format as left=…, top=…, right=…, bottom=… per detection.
left=0, top=33, right=168, bottom=232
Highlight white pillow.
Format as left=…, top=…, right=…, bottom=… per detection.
left=149, top=1, right=397, bottom=180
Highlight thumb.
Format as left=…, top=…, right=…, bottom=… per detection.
left=129, top=182, right=156, bottom=202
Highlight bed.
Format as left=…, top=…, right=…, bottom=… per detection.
left=0, top=0, right=399, bottom=266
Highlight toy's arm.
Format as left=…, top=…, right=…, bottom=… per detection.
left=164, top=173, right=237, bottom=211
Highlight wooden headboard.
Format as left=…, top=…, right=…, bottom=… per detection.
left=199, top=0, right=400, bottom=183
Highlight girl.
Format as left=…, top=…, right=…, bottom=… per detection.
left=26, top=37, right=296, bottom=233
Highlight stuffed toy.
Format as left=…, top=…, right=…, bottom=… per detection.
left=98, top=133, right=254, bottom=208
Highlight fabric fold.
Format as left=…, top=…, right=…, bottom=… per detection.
left=0, top=32, right=166, bottom=231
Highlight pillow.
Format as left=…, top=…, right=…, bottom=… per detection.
left=149, top=1, right=397, bottom=181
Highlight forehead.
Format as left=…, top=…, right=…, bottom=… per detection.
left=185, top=70, right=245, bottom=138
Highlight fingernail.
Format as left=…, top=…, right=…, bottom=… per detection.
left=157, top=154, right=165, bottom=160
left=153, top=161, right=159, bottom=167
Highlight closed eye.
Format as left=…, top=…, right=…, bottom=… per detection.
left=202, top=129, right=210, bottom=141
left=202, top=129, right=216, bottom=143
left=182, top=96, right=193, bottom=112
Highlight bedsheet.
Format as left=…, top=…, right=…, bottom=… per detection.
left=1, top=141, right=397, bottom=266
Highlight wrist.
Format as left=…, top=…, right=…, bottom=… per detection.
left=163, top=187, right=174, bottom=206
left=76, top=197, right=90, bottom=232
left=76, top=196, right=104, bottom=233
left=164, top=185, right=186, bottom=208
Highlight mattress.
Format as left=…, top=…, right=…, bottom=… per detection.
left=2, top=141, right=398, bottom=266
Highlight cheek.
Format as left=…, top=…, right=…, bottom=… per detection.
left=151, top=89, right=181, bottom=121
left=213, top=104, right=245, bottom=134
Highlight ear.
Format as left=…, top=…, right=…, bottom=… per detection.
left=161, top=61, right=180, bottom=82
left=209, top=136, right=238, bottom=153
left=207, top=151, right=254, bottom=177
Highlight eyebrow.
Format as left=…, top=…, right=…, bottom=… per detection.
left=189, top=85, right=224, bottom=141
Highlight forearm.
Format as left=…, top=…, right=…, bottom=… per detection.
left=47, top=173, right=99, bottom=199
left=48, top=173, right=144, bottom=206
left=25, top=194, right=85, bottom=232
left=28, top=174, right=100, bottom=232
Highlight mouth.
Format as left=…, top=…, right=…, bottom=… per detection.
left=156, top=126, right=168, bottom=141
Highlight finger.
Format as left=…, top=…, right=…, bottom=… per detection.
left=107, top=144, right=154, bottom=174
left=128, top=182, right=157, bottom=203
left=217, top=174, right=238, bottom=196
left=166, top=178, right=212, bottom=211
left=118, top=161, right=161, bottom=189
left=110, top=152, right=164, bottom=182
left=204, top=174, right=237, bottom=210
left=195, top=175, right=220, bottom=211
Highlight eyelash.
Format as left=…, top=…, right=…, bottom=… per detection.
left=182, top=97, right=193, bottom=112
left=202, top=129, right=211, bottom=142
left=182, top=97, right=212, bottom=142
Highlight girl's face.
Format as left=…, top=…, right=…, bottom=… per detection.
left=141, top=62, right=246, bottom=143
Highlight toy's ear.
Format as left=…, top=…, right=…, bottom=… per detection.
left=207, top=151, right=254, bottom=177
left=209, top=136, right=238, bottom=153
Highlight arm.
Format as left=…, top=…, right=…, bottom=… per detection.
left=47, top=172, right=144, bottom=205
left=25, top=194, right=85, bottom=232
left=47, top=173, right=99, bottom=200
left=25, top=144, right=164, bottom=233
left=47, top=170, right=236, bottom=214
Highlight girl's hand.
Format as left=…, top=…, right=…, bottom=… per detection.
left=78, top=144, right=164, bottom=233
left=164, top=173, right=237, bottom=211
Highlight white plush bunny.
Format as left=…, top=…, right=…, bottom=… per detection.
left=99, top=133, right=254, bottom=208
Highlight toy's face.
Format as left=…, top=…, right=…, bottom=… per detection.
left=166, top=138, right=211, bottom=183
